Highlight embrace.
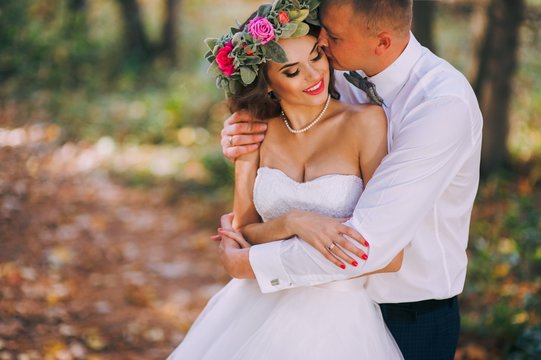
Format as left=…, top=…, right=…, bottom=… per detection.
left=169, top=0, right=482, bottom=359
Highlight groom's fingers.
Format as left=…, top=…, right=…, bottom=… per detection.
left=224, top=144, right=260, bottom=160
left=220, top=213, right=235, bottom=230
left=218, top=229, right=251, bottom=249
left=221, top=133, right=265, bottom=148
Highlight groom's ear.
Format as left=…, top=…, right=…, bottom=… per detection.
left=374, top=32, right=392, bottom=56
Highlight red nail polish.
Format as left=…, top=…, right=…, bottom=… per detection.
left=361, top=254, right=368, bottom=260
left=352, top=261, right=358, bottom=267
left=340, top=264, right=346, bottom=269
left=365, top=240, right=370, bottom=247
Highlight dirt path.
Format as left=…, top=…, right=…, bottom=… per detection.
left=1, top=142, right=231, bottom=359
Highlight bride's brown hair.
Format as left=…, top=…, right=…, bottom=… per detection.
left=228, top=14, right=340, bottom=120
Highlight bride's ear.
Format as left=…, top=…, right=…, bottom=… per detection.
left=267, top=86, right=279, bottom=101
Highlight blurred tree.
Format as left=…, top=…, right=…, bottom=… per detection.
left=467, top=0, right=490, bottom=81
left=117, top=0, right=180, bottom=65
left=412, top=0, right=435, bottom=52
left=68, top=0, right=86, bottom=12
left=475, top=0, right=524, bottom=175
left=0, top=1, right=30, bottom=82
left=118, top=0, right=152, bottom=63
left=159, top=0, right=181, bottom=64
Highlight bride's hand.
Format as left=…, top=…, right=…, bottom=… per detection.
left=217, top=228, right=252, bottom=249
left=287, top=211, right=369, bottom=269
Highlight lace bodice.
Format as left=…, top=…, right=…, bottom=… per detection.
left=253, top=167, right=364, bottom=222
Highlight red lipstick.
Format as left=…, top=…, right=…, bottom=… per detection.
left=303, top=78, right=325, bottom=95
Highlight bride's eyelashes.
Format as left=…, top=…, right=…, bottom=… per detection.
left=311, top=48, right=324, bottom=62
left=284, top=69, right=300, bottom=78
left=283, top=50, right=324, bottom=78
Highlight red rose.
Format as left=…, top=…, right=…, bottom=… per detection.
left=278, top=11, right=289, bottom=24
left=242, top=44, right=254, bottom=56
left=216, top=41, right=235, bottom=77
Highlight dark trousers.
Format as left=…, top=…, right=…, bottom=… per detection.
left=379, top=296, right=460, bottom=360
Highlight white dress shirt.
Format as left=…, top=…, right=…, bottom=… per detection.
left=249, top=34, right=483, bottom=303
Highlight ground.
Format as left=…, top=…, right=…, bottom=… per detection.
left=0, top=136, right=503, bottom=359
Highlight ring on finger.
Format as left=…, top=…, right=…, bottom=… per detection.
left=327, top=242, right=336, bottom=252
left=228, top=135, right=233, bottom=146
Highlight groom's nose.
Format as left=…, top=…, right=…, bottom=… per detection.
left=318, top=29, right=329, bottom=49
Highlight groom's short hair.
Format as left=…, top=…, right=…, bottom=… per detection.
left=320, top=0, right=413, bottom=36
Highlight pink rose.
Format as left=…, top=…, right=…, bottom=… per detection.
left=247, top=17, right=275, bottom=45
left=216, top=41, right=235, bottom=77
left=278, top=11, right=289, bottom=24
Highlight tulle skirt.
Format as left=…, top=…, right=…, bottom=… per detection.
left=168, top=277, right=403, bottom=360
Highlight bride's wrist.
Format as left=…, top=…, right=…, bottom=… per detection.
left=285, top=210, right=304, bottom=236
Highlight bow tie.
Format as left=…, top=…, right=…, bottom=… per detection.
left=344, top=71, right=385, bottom=107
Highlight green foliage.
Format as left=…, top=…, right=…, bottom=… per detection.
left=464, top=171, right=541, bottom=354
left=508, top=325, right=541, bottom=359
left=201, top=150, right=234, bottom=190
left=0, top=0, right=227, bottom=145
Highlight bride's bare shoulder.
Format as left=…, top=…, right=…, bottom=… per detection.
left=334, top=102, right=387, bottom=134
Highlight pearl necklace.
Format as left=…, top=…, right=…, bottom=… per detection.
left=281, top=95, right=331, bottom=134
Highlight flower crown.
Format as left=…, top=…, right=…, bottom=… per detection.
left=204, top=0, right=321, bottom=97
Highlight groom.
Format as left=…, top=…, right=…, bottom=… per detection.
left=216, top=0, right=482, bottom=358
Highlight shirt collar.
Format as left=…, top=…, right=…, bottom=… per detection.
left=364, top=33, right=424, bottom=105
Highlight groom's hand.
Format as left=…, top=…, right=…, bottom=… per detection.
left=218, top=237, right=255, bottom=279
left=221, top=111, right=267, bottom=161
left=216, top=213, right=255, bottom=279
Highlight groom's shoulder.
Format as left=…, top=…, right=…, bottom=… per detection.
left=413, top=51, right=476, bottom=101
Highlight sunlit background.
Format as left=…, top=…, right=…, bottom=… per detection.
left=0, top=0, right=540, bottom=359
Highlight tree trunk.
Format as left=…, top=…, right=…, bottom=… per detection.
left=412, top=0, right=435, bottom=52
left=160, top=0, right=180, bottom=64
left=475, top=0, right=524, bottom=175
left=65, top=0, right=87, bottom=33
left=118, top=0, right=151, bottom=62
left=68, top=0, right=86, bottom=12
left=467, top=0, right=490, bottom=82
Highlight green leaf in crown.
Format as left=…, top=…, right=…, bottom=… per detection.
left=257, top=3, right=273, bottom=17
left=279, top=22, right=299, bottom=38
left=264, top=41, right=288, bottom=63
left=240, top=67, right=257, bottom=85
left=291, top=22, right=310, bottom=37
left=288, top=9, right=309, bottom=22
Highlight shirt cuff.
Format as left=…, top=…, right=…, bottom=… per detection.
left=248, top=241, right=294, bottom=293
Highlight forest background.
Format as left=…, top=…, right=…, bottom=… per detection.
left=0, top=0, right=540, bottom=359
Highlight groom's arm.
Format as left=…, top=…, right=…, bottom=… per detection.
left=241, top=96, right=481, bottom=293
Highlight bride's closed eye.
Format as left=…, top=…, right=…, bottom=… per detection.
left=283, top=49, right=324, bottom=78
left=284, top=68, right=300, bottom=78
left=311, top=49, right=323, bottom=62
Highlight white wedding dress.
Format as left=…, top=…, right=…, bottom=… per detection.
left=168, top=167, right=403, bottom=359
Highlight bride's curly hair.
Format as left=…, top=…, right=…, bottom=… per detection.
left=228, top=13, right=340, bottom=120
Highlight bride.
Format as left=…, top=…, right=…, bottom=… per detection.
left=168, top=1, right=403, bottom=359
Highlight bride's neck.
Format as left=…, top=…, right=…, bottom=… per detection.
left=280, top=99, right=329, bottom=130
